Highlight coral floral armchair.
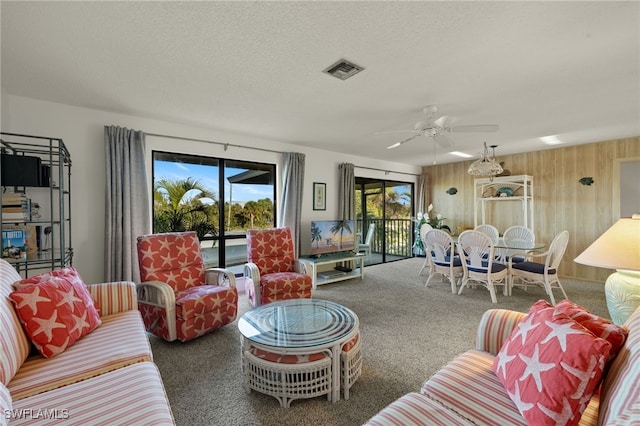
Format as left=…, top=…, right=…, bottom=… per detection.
left=136, top=231, right=238, bottom=342
left=245, top=227, right=312, bottom=307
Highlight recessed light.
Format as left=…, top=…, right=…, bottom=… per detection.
left=450, top=151, right=474, bottom=158
left=540, top=135, right=564, bottom=145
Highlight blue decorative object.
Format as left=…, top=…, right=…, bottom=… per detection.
left=497, top=187, right=514, bottom=197
left=579, top=177, right=594, bottom=186
left=446, top=187, right=458, bottom=195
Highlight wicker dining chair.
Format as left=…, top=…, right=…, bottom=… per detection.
left=501, top=225, right=535, bottom=263
left=508, top=230, right=570, bottom=305
left=457, top=230, right=508, bottom=303
left=424, top=229, right=463, bottom=294
left=474, top=224, right=500, bottom=244
left=418, top=223, right=434, bottom=276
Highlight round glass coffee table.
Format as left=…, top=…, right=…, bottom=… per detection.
left=238, top=299, right=360, bottom=407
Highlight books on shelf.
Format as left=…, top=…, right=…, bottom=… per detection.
left=1, top=192, right=31, bottom=222
left=2, top=225, right=38, bottom=259
left=2, top=229, right=26, bottom=260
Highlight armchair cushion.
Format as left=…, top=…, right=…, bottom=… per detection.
left=175, top=285, right=237, bottom=320
left=247, top=228, right=296, bottom=274
left=493, top=305, right=611, bottom=426
left=10, top=275, right=101, bottom=358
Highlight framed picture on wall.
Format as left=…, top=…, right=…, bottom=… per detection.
left=313, top=182, right=326, bottom=211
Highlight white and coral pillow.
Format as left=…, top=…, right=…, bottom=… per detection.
left=14, top=267, right=101, bottom=314
left=9, top=273, right=101, bottom=358
left=555, top=299, right=628, bottom=360
left=493, top=306, right=611, bottom=426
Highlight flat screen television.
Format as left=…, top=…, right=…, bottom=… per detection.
left=310, top=220, right=356, bottom=257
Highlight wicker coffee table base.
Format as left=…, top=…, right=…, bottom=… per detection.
left=243, top=351, right=332, bottom=408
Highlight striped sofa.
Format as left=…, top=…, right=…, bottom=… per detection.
left=0, top=259, right=174, bottom=425
left=366, top=305, right=640, bottom=425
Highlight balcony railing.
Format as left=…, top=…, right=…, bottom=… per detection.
left=357, top=218, right=414, bottom=258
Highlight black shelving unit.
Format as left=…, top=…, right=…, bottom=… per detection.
left=1, top=132, right=72, bottom=276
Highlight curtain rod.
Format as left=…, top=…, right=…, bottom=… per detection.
left=354, top=165, right=420, bottom=177
left=145, top=132, right=284, bottom=155
left=147, top=133, right=420, bottom=176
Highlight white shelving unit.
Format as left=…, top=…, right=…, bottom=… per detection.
left=301, top=252, right=365, bottom=289
left=474, top=175, right=534, bottom=233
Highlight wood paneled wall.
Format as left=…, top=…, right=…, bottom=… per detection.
left=421, top=137, right=640, bottom=282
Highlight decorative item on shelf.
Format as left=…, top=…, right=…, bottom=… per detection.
left=496, top=187, right=514, bottom=197
left=496, top=162, right=512, bottom=176
left=579, top=177, right=594, bottom=186
left=574, top=213, right=640, bottom=325
left=446, top=187, right=458, bottom=195
left=467, top=142, right=503, bottom=181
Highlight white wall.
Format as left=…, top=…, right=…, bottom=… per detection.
left=2, top=94, right=420, bottom=283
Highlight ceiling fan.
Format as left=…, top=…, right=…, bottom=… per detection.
left=381, top=105, right=499, bottom=150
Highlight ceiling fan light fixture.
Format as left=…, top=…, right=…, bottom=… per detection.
left=467, top=142, right=503, bottom=179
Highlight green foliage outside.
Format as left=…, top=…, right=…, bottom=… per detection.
left=153, top=177, right=274, bottom=240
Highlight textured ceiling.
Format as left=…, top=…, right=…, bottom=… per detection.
left=2, top=1, right=639, bottom=166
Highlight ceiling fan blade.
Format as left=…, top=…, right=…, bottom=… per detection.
left=449, top=124, right=499, bottom=133
left=432, top=115, right=451, bottom=128
left=375, top=129, right=418, bottom=135
left=386, top=133, right=421, bottom=149
left=434, top=133, right=454, bottom=148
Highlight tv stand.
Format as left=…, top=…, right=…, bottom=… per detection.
left=301, top=252, right=365, bottom=289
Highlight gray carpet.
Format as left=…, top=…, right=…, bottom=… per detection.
left=149, top=257, right=609, bottom=426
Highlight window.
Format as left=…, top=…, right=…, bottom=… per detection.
left=152, top=151, right=276, bottom=274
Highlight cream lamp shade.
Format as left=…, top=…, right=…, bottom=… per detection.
left=574, top=214, right=640, bottom=325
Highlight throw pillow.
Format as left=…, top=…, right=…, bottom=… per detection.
left=9, top=275, right=101, bottom=358
left=15, top=267, right=101, bottom=315
left=493, top=306, right=611, bottom=426
left=555, top=299, right=628, bottom=360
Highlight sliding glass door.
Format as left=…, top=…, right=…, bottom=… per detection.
left=355, top=178, right=414, bottom=265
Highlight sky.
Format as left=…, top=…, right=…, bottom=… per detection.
left=153, top=160, right=273, bottom=204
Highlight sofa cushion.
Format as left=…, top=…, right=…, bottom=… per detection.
left=9, top=276, right=101, bottom=358
left=9, top=362, right=174, bottom=425
left=493, top=306, right=611, bottom=426
left=0, top=382, right=10, bottom=426
left=7, top=310, right=152, bottom=400
left=422, top=349, right=527, bottom=425
left=365, top=392, right=475, bottom=426
left=598, top=305, right=640, bottom=425
left=0, top=259, right=31, bottom=385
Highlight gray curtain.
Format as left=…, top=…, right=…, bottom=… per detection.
left=338, top=163, right=355, bottom=221
left=278, top=152, right=305, bottom=257
left=104, top=125, right=150, bottom=282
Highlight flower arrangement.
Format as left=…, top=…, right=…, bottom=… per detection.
left=413, top=204, right=451, bottom=255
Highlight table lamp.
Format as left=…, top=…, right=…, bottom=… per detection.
left=574, top=214, right=640, bottom=325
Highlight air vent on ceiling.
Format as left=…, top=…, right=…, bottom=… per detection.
left=322, top=59, right=364, bottom=80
